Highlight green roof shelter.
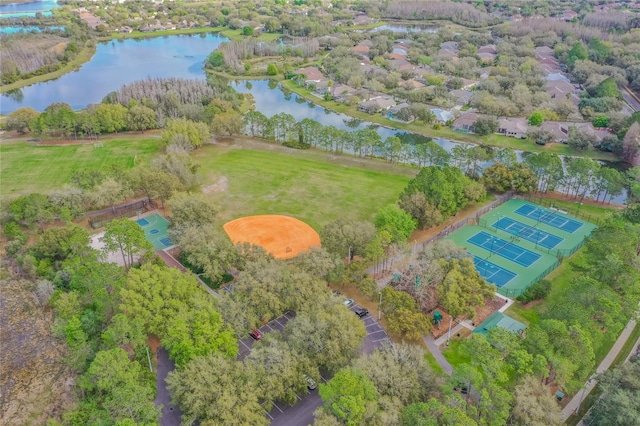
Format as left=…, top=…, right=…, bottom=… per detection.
left=473, top=312, right=526, bottom=337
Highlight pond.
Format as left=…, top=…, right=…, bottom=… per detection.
left=372, top=23, right=440, bottom=34
left=0, top=33, right=227, bottom=113
left=0, top=0, right=57, bottom=18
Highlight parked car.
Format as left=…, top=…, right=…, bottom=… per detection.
left=453, top=383, right=469, bottom=394
left=343, top=298, right=354, bottom=307
left=332, top=290, right=342, bottom=296
left=303, top=374, right=317, bottom=390
left=249, top=329, right=262, bottom=340
left=355, top=308, right=369, bottom=318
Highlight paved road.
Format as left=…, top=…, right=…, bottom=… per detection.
left=155, top=347, right=182, bottom=426
left=268, top=303, right=390, bottom=426
left=622, top=86, right=640, bottom=111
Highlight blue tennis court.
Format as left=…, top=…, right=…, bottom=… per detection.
left=467, top=231, right=542, bottom=267
left=473, top=256, right=517, bottom=287
left=514, top=204, right=583, bottom=233
left=492, top=217, right=564, bottom=249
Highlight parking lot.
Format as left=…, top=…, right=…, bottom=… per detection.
left=237, top=310, right=296, bottom=360
left=268, top=302, right=391, bottom=425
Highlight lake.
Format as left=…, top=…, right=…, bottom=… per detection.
left=0, top=33, right=227, bottom=113
left=0, top=0, right=57, bottom=18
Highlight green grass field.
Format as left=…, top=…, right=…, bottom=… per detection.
left=0, top=138, right=162, bottom=197
left=193, top=144, right=412, bottom=230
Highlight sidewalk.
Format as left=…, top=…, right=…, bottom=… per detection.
left=561, top=316, right=639, bottom=420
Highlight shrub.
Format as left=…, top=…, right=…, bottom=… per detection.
left=517, top=279, right=552, bottom=304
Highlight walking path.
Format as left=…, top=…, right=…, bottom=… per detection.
left=561, top=314, right=639, bottom=420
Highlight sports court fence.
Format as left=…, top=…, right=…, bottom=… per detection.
left=87, top=198, right=158, bottom=229
left=514, top=193, right=602, bottom=226
left=498, top=259, right=560, bottom=298
left=418, top=191, right=515, bottom=249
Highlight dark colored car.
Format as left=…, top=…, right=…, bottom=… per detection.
left=355, top=308, right=369, bottom=318
left=249, top=329, right=262, bottom=340
left=454, top=383, right=469, bottom=394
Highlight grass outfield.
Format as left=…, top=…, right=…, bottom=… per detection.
left=193, top=144, right=412, bottom=230
left=0, top=138, right=162, bottom=197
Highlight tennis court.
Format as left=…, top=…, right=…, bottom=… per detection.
left=136, top=213, right=172, bottom=250
left=514, top=204, right=583, bottom=233
left=467, top=231, right=542, bottom=267
left=492, top=217, right=564, bottom=249
left=472, top=256, right=517, bottom=288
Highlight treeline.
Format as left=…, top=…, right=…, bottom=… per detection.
left=0, top=33, right=87, bottom=84
left=210, top=37, right=319, bottom=71
left=380, top=0, right=502, bottom=27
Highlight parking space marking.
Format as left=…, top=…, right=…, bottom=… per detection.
left=272, top=402, right=284, bottom=413
left=296, top=394, right=302, bottom=401
left=373, top=338, right=391, bottom=343
left=240, top=339, right=251, bottom=350
left=368, top=330, right=388, bottom=337
left=265, top=323, right=276, bottom=332
left=264, top=410, right=274, bottom=420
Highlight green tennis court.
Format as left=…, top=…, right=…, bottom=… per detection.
left=136, top=213, right=172, bottom=250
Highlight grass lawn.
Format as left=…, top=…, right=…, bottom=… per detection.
left=100, top=26, right=227, bottom=41
left=0, top=138, right=162, bottom=197
left=193, top=143, right=413, bottom=230
left=219, top=29, right=283, bottom=42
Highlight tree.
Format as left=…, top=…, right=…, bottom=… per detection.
left=567, top=126, right=598, bottom=151
left=128, top=167, right=183, bottom=208
left=318, top=367, right=378, bottom=426
left=511, top=376, right=562, bottom=425
left=510, top=163, right=539, bottom=193
left=482, top=163, right=513, bottom=193
left=567, top=41, right=588, bottom=67
left=267, top=63, right=278, bottom=75
left=32, top=224, right=90, bottom=264
left=101, top=218, right=152, bottom=269
left=242, top=25, right=254, bottom=36
left=163, top=293, right=237, bottom=367
left=528, top=111, right=544, bottom=126
left=6, top=107, right=39, bottom=133
left=401, top=399, right=477, bottom=426
left=471, top=116, right=498, bottom=136
left=321, top=219, right=376, bottom=261
left=211, top=111, right=244, bottom=136
left=88, top=103, right=128, bottom=134
left=353, top=343, right=439, bottom=405
left=126, top=105, right=157, bottom=132
left=585, top=357, right=640, bottom=426
left=167, top=354, right=268, bottom=426
left=374, top=205, right=417, bottom=243
left=595, top=77, right=621, bottom=99
left=592, top=115, right=610, bottom=128
left=245, top=339, right=312, bottom=406
left=152, top=153, right=200, bottom=190
left=168, top=192, right=218, bottom=228
left=9, top=193, right=56, bottom=229
left=381, top=287, right=433, bottom=340
left=438, top=258, right=495, bottom=319
left=91, top=177, right=132, bottom=211
left=399, top=192, right=444, bottom=229
left=243, top=110, right=270, bottom=138
left=79, top=348, right=160, bottom=424
left=171, top=224, right=238, bottom=283
left=622, top=122, right=640, bottom=165
left=161, top=118, right=210, bottom=149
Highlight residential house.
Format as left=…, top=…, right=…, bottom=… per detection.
left=330, top=84, right=357, bottom=102
left=388, top=52, right=406, bottom=60
left=556, top=9, right=578, bottom=21
left=440, top=41, right=459, bottom=50
left=541, top=121, right=610, bottom=143
left=390, top=59, right=415, bottom=72
left=534, top=46, right=555, bottom=60
left=497, top=117, right=528, bottom=139
left=449, top=89, right=473, bottom=106
left=545, top=80, right=581, bottom=104
left=359, top=96, right=396, bottom=114
left=459, top=78, right=479, bottom=90
left=311, top=79, right=331, bottom=97
left=478, top=52, right=496, bottom=63
left=430, top=108, right=455, bottom=123
left=452, top=112, right=480, bottom=133
left=353, top=13, right=373, bottom=26
left=352, top=44, right=370, bottom=56
left=386, top=103, right=414, bottom=123
left=401, top=79, right=425, bottom=90
left=478, top=44, right=497, bottom=55
left=295, top=66, right=325, bottom=84
left=438, top=49, right=459, bottom=59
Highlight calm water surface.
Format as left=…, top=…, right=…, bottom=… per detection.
left=0, top=33, right=226, bottom=113
left=0, top=0, right=57, bottom=17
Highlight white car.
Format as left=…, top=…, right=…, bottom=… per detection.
left=303, top=374, right=317, bottom=390
left=343, top=298, right=354, bottom=307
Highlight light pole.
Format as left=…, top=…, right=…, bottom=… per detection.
left=446, top=316, right=454, bottom=346
left=576, top=202, right=583, bottom=217
left=378, top=291, right=382, bottom=320
left=348, top=246, right=352, bottom=264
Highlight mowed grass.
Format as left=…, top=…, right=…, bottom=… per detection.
left=0, top=138, right=162, bottom=197
left=194, top=145, right=412, bottom=230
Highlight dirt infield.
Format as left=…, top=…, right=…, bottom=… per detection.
left=223, top=215, right=321, bottom=259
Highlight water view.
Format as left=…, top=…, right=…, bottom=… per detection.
left=372, top=23, right=440, bottom=34
left=0, top=25, right=63, bottom=33
left=0, top=0, right=57, bottom=18
left=0, top=33, right=227, bottom=113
